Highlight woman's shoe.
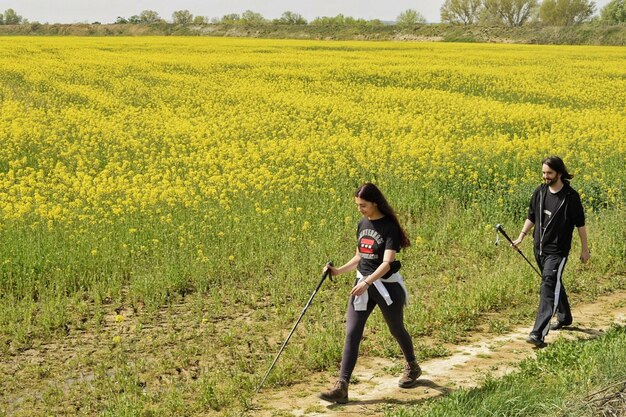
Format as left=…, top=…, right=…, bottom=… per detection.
left=319, top=379, right=348, bottom=404
left=398, top=360, right=422, bottom=388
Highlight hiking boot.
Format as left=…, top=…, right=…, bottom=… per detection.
left=526, top=334, right=546, bottom=348
left=398, top=360, right=422, bottom=388
left=318, top=379, right=348, bottom=404
left=550, top=320, right=572, bottom=331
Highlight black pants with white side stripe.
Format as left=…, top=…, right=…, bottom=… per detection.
left=530, top=254, right=572, bottom=341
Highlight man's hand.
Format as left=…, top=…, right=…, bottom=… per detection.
left=580, top=248, right=591, bottom=264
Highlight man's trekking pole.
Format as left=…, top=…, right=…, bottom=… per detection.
left=495, top=224, right=542, bottom=278
left=256, top=262, right=334, bottom=393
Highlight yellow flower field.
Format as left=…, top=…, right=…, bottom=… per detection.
left=0, top=38, right=624, bottom=230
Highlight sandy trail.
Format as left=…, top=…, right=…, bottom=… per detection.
left=255, top=291, right=626, bottom=416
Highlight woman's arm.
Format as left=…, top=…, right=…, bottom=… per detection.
left=325, top=249, right=360, bottom=276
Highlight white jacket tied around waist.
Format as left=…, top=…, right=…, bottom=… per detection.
left=354, top=271, right=409, bottom=311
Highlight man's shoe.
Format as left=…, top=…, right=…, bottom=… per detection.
left=526, top=334, right=546, bottom=348
left=319, top=380, right=348, bottom=404
left=550, top=321, right=572, bottom=331
left=398, top=360, right=422, bottom=388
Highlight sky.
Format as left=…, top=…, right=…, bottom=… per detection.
left=0, top=0, right=613, bottom=25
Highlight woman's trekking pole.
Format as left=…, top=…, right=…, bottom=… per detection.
left=256, top=262, right=334, bottom=393
left=495, top=224, right=542, bottom=278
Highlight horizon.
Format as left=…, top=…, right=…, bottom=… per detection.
left=0, top=0, right=613, bottom=25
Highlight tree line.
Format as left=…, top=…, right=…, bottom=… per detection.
left=440, top=0, right=625, bottom=26
left=113, top=10, right=387, bottom=26
left=1, top=0, right=625, bottom=27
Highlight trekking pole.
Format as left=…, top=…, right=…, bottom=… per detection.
left=495, top=224, right=542, bottom=278
left=256, top=261, right=334, bottom=393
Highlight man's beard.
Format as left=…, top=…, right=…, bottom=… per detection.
left=545, top=177, right=557, bottom=186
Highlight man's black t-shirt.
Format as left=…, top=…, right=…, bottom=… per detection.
left=356, top=216, right=401, bottom=277
left=542, top=188, right=564, bottom=224
left=542, top=188, right=565, bottom=254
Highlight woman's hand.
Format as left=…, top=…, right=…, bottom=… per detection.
left=350, top=280, right=370, bottom=297
left=323, top=264, right=339, bottom=276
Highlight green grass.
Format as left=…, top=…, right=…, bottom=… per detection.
left=391, top=325, right=626, bottom=417
left=1, top=204, right=624, bottom=416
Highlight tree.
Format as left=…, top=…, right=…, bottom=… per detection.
left=172, top=10, right=193, bottom=25
left=3, top=8, right=24, bottom=25
left=128, top=15, right=141, bottom=24
left=441, top=0, right=483, bottom=24
left=396, top=9, right=427, bottom=27
left=193, top=15, right=208, bottom=25
left=0, top=13, right=4, bottom=25
left=241, top=10, right=266, bottom=24
left=275, top=11, right=307, bottom=25
left=539, top=0, right=596, bottom=25
left=600, top=0, right=626, bottom=23
left=311, top=14, right=349, bottom=25
left=115, top=16, right=128, bottom=24
left=220, top=13, right=241, bottom=24
left=368, top=19, right=385, bottom=26
left=481, top=0, right=537, bottom=26
left=139, top=10, right=162, bottom=24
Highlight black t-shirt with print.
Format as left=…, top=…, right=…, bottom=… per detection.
left=542, top=188, right=565, bottom=254
left=542, top=188, right=565, bottom=225
left=356, top=216, right=401, bottom=277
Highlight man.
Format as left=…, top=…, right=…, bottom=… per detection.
left=513, top=156, right=590, bottom=347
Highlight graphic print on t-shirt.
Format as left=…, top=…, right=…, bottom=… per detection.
left=360, top=237, right=375, bottom=254
left=358, top=228, right=384, bottom=260
left=543, top=189, right=562, bottom=227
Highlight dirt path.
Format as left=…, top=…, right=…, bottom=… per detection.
left=254, top=291, right=626, bottom=417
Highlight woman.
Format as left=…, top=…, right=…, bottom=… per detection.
left=319, top=183, right=420, bottom=404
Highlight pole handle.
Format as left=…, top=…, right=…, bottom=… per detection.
left=324, top=261, right=334, bottom=281
left=495, top=223, right=514, bottom=244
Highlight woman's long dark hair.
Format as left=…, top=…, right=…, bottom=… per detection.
left=354, top=183, right=411, bottom=248
left=542, top=156, right=573, bottom=183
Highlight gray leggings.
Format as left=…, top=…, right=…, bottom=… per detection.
left=340, top=281, right=416, bottom=382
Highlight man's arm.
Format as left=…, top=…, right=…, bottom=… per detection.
left=512, top=219, right=535, bottom=247
left=578, top=226, right=590, bottom=263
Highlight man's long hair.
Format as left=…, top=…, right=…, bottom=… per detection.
left=542, top=156, right=573, bottom=184
left=354, top=183, right=411, bottom=248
